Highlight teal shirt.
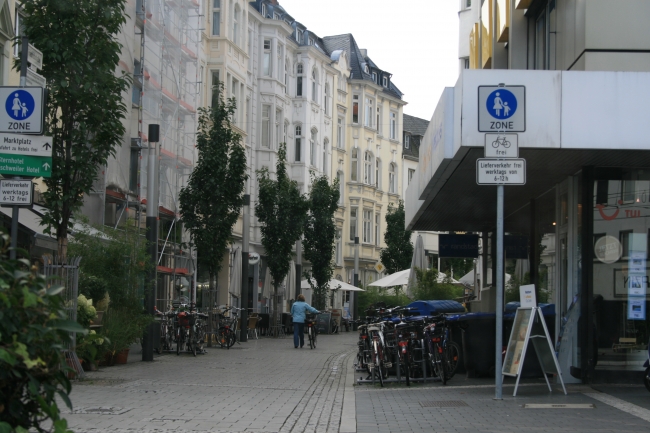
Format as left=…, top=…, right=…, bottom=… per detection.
left=291, top=301, right=319, bottom=323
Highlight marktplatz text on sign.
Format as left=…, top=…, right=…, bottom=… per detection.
left=0, top=179, right=32, bottom=206
left=476, top=159, right=526, bottom=185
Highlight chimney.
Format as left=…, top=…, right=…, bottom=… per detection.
left=270, top=0, right=279, bottom=5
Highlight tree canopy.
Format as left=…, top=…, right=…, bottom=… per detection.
left=21, top=0, right=132, bottom=254
left=303, top=174, right=340, bottom=310
left=179, top=83, right=247, bottom=291
left=380, top=200, right=413, bottom=275
left=255, top=143, right=309, bottom=310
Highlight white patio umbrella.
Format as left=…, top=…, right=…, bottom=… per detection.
left=408, top=235, right=426, bottom=295
left=228, top=248, right=241, bottom=297
left=285, top=260, right=296, bottom=300
left=262, top=266, right=272, bottom=298
left=459, top=268, right=511, bottom=287
left=369, top=269, right=410, bottom=287
left=301, top=278, right=365, bottom=292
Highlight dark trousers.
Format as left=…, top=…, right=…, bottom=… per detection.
left=293, top=322, right=305, bottom=348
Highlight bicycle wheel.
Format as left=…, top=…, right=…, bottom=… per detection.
left=401, top=352, right=411, bottom=386
left=430, top=345, right=443, bottom=379
left=446, top=341, right=461, bottom=379
left=217, top=328, right=230, bottom=348
left=176, top=328, right=182, bottom=355
left=440, top=347, right=449, bottom=385
left=227, top=329, right=237, bottom=348
left=644, top=367, right=650, bottom=393
left=195, top=324, right=205, bottom=354
left=371, top=340, right=383, bottom=387
left=190, top=328, right=196, bottom=357
left=312, top=330, right=317, bottom=349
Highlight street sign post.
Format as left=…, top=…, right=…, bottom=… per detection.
left=0, top=179, right=33, bottom=206
left=27, top=44, right=43, bottom=71
left=0, top=87, right=45, bottom=134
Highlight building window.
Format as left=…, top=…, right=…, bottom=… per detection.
left=364, top=97, right=373, bottom=127
left=275, top=109, right=282, bottom=149
left=212, top=0, right=221, bottom=36
left=363, top=209, right=372, bottom=243
left=375, top=159, right=380, bottom=189
left=376, top=106, right=382, bottom=134
left=350, top=207, right=357, bottom=241
left=375, top=213, right=380, bottom=246
left=337, top=171, right=344, bottom=204
left=408, top=168, right=415, bottom=185
left=389, top=163, right=396, bottom=193
left=352, top=95, right=359, bottom=124
left=336, top=229, right=342, bottom=265
left=351, top=148, right=358, bottom=181
left=261, top=2, right=266, bottom=17
left=312, top=69, right=318, bottom=102
left=233, top=4, right=240, bottom=45
left=372, top=72, right=377, bottom=83
left=296, top=63, right=303, bottom=96
left=295, top=126, right=302, bottom=162
left=284, top=58, right=289, bottom=91
left=337, top=117, right=344, bottom=148
left=277, top=45, right=283, bottom=79
left=389, top=111, right=397, bottom=140
left=274, top=12, right=281, bottom=20
left=364, top=152, right=372, bottom=185
left=364, top=65, right=369, bottom=74
left=322, top=138, right=329, bottom=172
left=211, top=70, right=220, bottom=107
left=263, top=39, right=271, bottom=76
left=324, top=83, right=330, bottom=115
left=296, top=29, right=303, bottom=44
left=535, top=12, right=546, bottom=70
left=310, top=129, right=317, bottom=167
left=261, top=104, right=270, bottom=147
left=404, top=134, right=410, bottom=149
left=382, top=76, right=387, bottom=87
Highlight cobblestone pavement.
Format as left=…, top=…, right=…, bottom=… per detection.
left=62, top=332, right=359, bottom=433
left=61, top=330, right=650, bottom=433
left=354, top=374, right=650, bottom=433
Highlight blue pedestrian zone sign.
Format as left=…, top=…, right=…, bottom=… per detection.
left=486, top=89, right=517, bottom=120
left=0, top=87, right=44, bottom=135
left=5, top=90, right=36, bottom=121
left=478, top=85, right=525, bottom=133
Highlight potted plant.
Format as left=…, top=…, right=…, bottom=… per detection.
left=100, top=308, right=153, bottom=365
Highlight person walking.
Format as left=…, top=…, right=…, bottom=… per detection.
left=291, top=294, right=319, bottom=348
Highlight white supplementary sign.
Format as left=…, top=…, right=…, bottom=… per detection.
left=0, top=133, right=52, bottom=157
left=26, top=69, right=46, bottom=88
left=476, top=159, right=526, bottom=185
left=478, top=85, right=525, bottom=132
left=0, top=179, right=32, bottom=206
left=0, top=87, right=44, bottom=134
left=485, top=133, right=518, bottom=158
left=28, top=44, right=43, bottom=71
left=519, top=284, right=536, bottom=308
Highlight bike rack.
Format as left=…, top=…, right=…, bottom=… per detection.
left=356, top=340, right=442, bottom=385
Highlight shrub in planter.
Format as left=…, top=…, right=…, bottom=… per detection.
left=99, top=308, right=153, bottom=362
left=0, top=233, right=85, bottom=433
left=78, top=275, right=108, bottom=308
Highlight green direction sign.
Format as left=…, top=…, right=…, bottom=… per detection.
left=0, top=153, right=51, bottom=177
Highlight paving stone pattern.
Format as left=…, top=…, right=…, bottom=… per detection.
left=62, top=332, right=359, bottom=433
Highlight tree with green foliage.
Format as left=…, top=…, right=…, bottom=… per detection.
left=303, top=174, right=340, bottom=310
left=179, top=82, right=247, bottom=295
left=380, top=200, right=413, bottom=275
left=0, top=232, right=85, bottom=433
left=20, top=0, right=132, bottom=256
left=256, top=143, right=309, bottom=329
left=412, top=268, right=464, bottom=301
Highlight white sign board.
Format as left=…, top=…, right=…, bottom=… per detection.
left=476, top=158, right=526, bottom=185
left=26, top=69, right=46, bottom=88
left=0, top=87, right=44, bottom=134
left=478, top=85, right=525, bottom=132
left=0, top=179, right=32, bottom=206
left=519, top=284, right=536, bottom=308
left=484, top=133, right=518, bottom=158
left=0, top=133, right=52, bottom=157
left=248, top=252, right=260, bottom=265
left=28, top=44, right=43, bottom=70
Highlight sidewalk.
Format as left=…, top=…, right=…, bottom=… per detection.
left=63, top=331, right=359, bottom=433
left=61, top=331, right=650, bottom=433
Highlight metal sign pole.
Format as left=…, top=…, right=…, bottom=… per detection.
left=495, top=184, right=504, bottom=399
left=240, top=194, right=250, bottom=342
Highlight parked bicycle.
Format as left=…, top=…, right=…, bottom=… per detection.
left=154, top=306, right=175, bottom=354
left=305, top=313, right=318, bottom=349
left=216, top=306, right=243, bottom=349
left=423, top=315, right=460, bottom=384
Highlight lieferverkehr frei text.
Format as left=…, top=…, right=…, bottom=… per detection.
left=478, top=160, right=524, bottom=175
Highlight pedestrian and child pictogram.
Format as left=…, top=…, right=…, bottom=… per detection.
left=5, top=90, right=35, bottom=120
left=0, top=87, right=44, bottom=134
left=486, top=89, right=517, bottom=120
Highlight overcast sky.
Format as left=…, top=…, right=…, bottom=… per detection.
left=278, top=0, right=460, bottom=121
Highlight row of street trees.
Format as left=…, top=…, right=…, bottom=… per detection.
left=179, top=87, right=340, bottom=316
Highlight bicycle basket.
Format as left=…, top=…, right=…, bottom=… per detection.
left=177, top=311, right=190, bottom=328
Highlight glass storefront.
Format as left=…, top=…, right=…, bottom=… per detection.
left=592, top=168, right=650, bottom=374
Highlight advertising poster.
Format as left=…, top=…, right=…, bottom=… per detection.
left=627, top=298, right=646, bottom=320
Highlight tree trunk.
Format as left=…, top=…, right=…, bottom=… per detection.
left=272, top=283, right=279, bottom=338
left=57, top=237, right=68, bottom=259
left=208, top=271, right=215, bottom=347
